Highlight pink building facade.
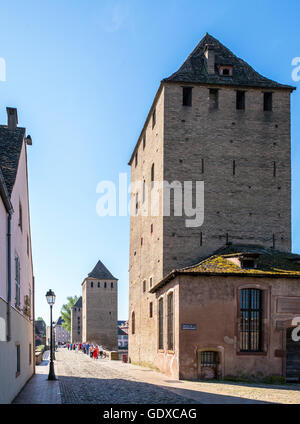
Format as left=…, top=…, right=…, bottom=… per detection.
left=0, top=108, right=34, bottom=403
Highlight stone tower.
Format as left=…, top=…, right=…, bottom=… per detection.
left=71, top=297, right=82, bottom=343
left=82, top=260, right=118, bottom=350
left=128, top=33, right=295, bottom=366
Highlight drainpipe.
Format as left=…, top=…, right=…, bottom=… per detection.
left=6, top=212, right=12, bottom=342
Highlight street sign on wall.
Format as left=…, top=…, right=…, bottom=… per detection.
left=181, top=324, right=197, bottom=330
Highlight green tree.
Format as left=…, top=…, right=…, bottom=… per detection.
left=36, top=317, right=46, bottom=336
left=61, top=296, right=79, bottom=332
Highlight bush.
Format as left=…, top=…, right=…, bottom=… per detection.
left=36, top=344, right=45, bottom=352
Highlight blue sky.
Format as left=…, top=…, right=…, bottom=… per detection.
left=0, top=0, right=299, bottom=324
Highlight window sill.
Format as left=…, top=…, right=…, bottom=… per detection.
left=167, top=350, right=175, bottom=355
left=158, top=349, right=164, bottom=353
left=237, top=351, right=267, bottom=356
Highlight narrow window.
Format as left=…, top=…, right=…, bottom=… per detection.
left=98, top=282, right=100, bottom=288
left=27, top=235, right=29, bottom=257
left=167, top=293, right=174, bottom=351
left=236, top=90, right=245, bottom=110
left=29, top=344, right=32, bottom=365
left=142, top=180, right=146, bottom=203
left=240, top=288, right=262, bottom=352
left=135, top=193, right=139, bottom=215
left=201, top=158, right=204, bottom=174
left=151, top=163, right=154, bottom=188
left=143, top=280, right=146, bottom=293
left=135, top=152, right=138, bottom=167
left=273, top=233, right=275, bottom=248
left=149, top=302, right=153, bottom=318
left=104, top=282, right=107, bottom=288
left=15, top=255, right=20, bottom=307
left=158, top=298, right=164, bottom=349
left=19, top=201, right=23, bottom=232
left=264, top=92, right=272, bottom=111
left=111, top=282, right=113, bottom=289
left=131, top=311, right=135, bottom=334
left=91, top=282, right=93, bottom=288
left=151, top=224, right=153, bottom=234
left=182, top=87, right=192, bottom=106
left=143, top=134, right=146, bottom=150
left=233, top=160, right=236, bottom=175
left=209, top=88, right=218, bottom=109
left=16, top=345, right=20, bottom=376
left=200, top=232, right=203, bottom=246
left=141, top=237, right=143, bottom=246
left=273, top=161, right=276, bottom=177
left=149, top=277, right=153, bottom=288
left=152, top=108, right=156, bottom=128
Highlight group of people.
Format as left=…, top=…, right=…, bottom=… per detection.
left=66, top=342, right=105, bottom=359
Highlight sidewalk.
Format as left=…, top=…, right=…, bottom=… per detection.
left=13, top=351, right=61, bottom=404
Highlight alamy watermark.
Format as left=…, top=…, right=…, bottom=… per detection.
left=96, top=173, right=204, bottom=228
left=0, top=57, right=6, bottom=82
left=291, top=57, right=300, bottom=82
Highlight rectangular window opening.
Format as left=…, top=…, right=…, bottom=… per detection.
left=264, top=92, right=272, bottom=111
left=236, top=90, right=245, bottom=110
left=182, top=87, right=192, bottom=106
left=209, top=88, right=218, bottom=109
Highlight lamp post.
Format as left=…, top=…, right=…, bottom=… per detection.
left=46, top=289, right=56, bottom=380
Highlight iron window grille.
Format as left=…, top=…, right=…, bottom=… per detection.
left=240, top=288, right=263, bottom=352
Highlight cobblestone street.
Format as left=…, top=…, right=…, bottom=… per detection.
left=54, top=349, right=300, bottom=404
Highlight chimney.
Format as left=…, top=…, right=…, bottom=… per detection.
left=204, top=44, right=215, bottom=75
left=6, top=107, right=18, bottom=131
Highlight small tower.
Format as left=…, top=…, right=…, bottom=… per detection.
left=82, top=260, right=118, bottom=350
left=71, top=297, right=82, bottom=343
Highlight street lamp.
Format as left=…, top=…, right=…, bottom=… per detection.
left=46, top=289, right=56, bottom=380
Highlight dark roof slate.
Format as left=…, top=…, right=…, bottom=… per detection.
left=88, top=260, right=117, bottom=280
left=0, top=125, right=25, bottom=196
left=118, top=327, right=128, bottom=336
left=73, top=297, right=82, bottom=308
left=163, top=33, right=294, bottom=90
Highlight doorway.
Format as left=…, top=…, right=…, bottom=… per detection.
left=286, top=327, right=300, bottom=382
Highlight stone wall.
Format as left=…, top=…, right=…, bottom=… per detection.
left=82, top=278, right=117, bottom=350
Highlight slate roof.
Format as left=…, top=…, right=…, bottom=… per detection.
left=87, top=260, right=117, bottom=280
left=73, top=297, right=82, bottom=308
left=150, top=244, right=300, bottom=293
left=0, top=125, right=25, bottom=196
left=55, top=316, right=64, bottom=326
left=118, top=327, right=128, bottom=337
left=163, top=33, right=295, bottom=90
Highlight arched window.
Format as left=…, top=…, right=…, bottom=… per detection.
left=131, top=311, right=135, bottom=335
left=240, top=288, right=262, bottom=352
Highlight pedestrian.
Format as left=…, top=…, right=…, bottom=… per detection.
left=93, top=346, right=98, bottom=360
left=67, top=343, right=70, bottom=350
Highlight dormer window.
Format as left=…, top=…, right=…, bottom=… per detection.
left=241, top=259, right=256, bottom=269
left=219, top=65, right=233, bottom=76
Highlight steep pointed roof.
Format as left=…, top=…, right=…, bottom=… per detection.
left=87, top=260, right=117, bottom=280
left=0, top=125, right=26, bottom=196
left=73, top=297, right=82, bottom=308
left=163, top=33, right=294, bottom=89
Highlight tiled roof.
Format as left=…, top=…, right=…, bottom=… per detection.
left=87, top=260, right=117, bottom=280
left=150, top=245, right=300, bottom=293
left=0, top=125, right=25, bottom=196
left=163, top=33, right=295, bottom=90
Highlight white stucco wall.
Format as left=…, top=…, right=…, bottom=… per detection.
left=0, top=138, right=34, bottom=403
left=0, top=198, right=7, bottom=301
